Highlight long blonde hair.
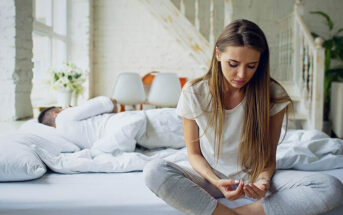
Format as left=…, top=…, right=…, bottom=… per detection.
left=189, top=19, right=292, bottom=183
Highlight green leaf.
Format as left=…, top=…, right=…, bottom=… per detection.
left=324, top=67, right=343, bottom=100
left=310, top=11, right=334, bottom=31
left=332, top=36, right=343, bottom=46
left=324, top=71, right=339, bottom=102
left=54, top=73, right=59, bottom=81
left=322, top=40, right=333, bottom=49
left=68, top=75, right=72, bottom=81
left=332, top=36, right=343, bottom=60
left=335, top=28, right=343, bottom=36
left=339, top=51, right=343, bottom=61
left=325, top=48, right=331, bottom=70
left=311, top=32, right=320, bottom=38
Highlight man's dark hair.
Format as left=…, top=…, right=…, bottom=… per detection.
left=38, top=107, right=58, bottom=127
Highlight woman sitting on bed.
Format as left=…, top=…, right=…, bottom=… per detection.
left=143, top=19, right=343, bottom=215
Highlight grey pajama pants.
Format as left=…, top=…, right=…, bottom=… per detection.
left=143, top=158, right=343, bottom=215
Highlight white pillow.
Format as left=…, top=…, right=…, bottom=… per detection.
left=0, top=136, right=46, bottom=182
left=138, top=108, right=185, bottom=149
left=19, top=119, right=79, bottom=153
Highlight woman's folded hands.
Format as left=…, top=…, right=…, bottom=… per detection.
left=215, top=177, right=270, bottom=201
left=215, top=179, right=245, bottom=201
left=243, top=178, right=270, bottom=200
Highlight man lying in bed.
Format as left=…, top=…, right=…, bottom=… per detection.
left=38, top=96, right=153, bottom=154
left=38, top=96, right=184, bottom=156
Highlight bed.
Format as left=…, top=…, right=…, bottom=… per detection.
left=1, top=108, right=343, bottom=214
left=0, top=168, right=342, bottom=215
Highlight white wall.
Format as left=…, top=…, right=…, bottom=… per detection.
left=303, top=0, right=343, bottom=40
left=302, top=0, right=343, bottom=69
left=0, top=0, right=33, bottom=121
left=92, top=0, right=203, bottom=97
left=69, top=0, right=343, bottom=98
left=230, top=0, right=343, bottom=80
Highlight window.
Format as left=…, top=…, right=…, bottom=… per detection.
left=31, top=0, right=68, bottom=107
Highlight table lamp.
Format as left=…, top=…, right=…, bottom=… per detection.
left=112, top=72, right=146, bottom=111
left=147, top=73, right=181, bottom=108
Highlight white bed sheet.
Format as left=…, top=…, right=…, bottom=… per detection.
left=0, top=171, right=184, bottom=215
left=0, top=168, right=342, bottom=215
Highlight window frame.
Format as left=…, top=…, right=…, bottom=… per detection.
left=33, top=0, right=69, bottom=66
left=31, top=0, right=70, bottom=107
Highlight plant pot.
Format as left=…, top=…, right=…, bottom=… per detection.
left=56, top=89, right=72, bottom=107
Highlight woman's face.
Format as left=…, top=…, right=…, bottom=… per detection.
left=216, top=46, right=261, bottom=90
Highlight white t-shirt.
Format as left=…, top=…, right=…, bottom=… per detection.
left=176, top=79, right=290, bottom=180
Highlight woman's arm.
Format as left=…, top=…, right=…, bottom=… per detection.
left=182, top=117, right=220, bottom=185
left=256, top=108, right=286, bottom=183
left=243, top=109, right=286, bottom=199
left=182, top=117, right=245, bottom=200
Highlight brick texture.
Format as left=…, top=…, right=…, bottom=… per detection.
left=0, top=0, right=33, bottom=121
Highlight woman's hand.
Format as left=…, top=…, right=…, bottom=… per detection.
left=216, top=179, right=245, bottom=201
left=243, top=178, right=270, bottom=200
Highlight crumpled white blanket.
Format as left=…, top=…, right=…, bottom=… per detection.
left=276, top=129, right=343, bottom=170
left=33, top=146, right=187, bottom=174
left=32, top=128, right=343, bottom=174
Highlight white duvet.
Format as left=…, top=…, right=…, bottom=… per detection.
left=276, top=129, right=343, bottom=170
left=30, top=129, right=343, bottom=174
left=34, top=146, right=187, bottom=174
left=19, top=109, right=343, bottom=174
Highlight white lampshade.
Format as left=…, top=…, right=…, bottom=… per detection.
left=112, top=72, right=146, bottom=105
left=148, top=73, right=181, bottom=107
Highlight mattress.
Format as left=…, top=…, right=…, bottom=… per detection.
left=0, top=168, right=342, bottom=215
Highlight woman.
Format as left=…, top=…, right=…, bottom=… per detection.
left=144, top=19, right=343, bottom=215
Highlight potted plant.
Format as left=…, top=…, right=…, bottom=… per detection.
left=310, top=11, right=343, bottom=129
left=49, top=62, right=87, bottom=106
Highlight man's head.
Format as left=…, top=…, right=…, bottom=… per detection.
left=38, top=107, right=62, bottom=127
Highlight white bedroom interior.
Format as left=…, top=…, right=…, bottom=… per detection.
left=1, top=0, right=343, bottom=134
left=1, top=0, right=343, bottom=215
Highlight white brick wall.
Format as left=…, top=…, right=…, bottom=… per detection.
left=93, top=0, right=205, bottom=97
left=1, top=0, right=340, bottom=120
left=0, top=0, right=33, bottom=121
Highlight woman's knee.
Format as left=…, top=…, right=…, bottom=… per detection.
left=321, top=174, right=343, bottom=208
left=143, top=158, right=177, bottom=194
left=307, top=173, right=343, bottom=209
